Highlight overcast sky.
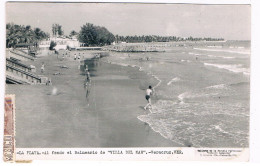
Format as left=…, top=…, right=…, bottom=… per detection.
left=6, top=2, right=251, bottom=40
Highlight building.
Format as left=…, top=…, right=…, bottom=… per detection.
left=39, top=36, right=83, bottom=51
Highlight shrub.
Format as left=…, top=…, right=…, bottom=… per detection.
left=49, top=41, right=57, bottom=50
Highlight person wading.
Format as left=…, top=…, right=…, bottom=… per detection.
left=144, top=85, right=153, bottom=110
left=41, top=62, right=45, bottom=73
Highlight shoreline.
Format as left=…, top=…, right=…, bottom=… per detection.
left=93, top=60, right=183, bottom=147
left=5, top=40, right=250, bottom=147
left=6, top=50, right=182, bottom=147
left=100, top=56, right=183, bottom=146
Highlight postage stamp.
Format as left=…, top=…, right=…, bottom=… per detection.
left=3, top=95, right=15, bottom=162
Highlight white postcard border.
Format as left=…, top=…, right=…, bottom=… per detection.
left=1, top=0, right=260, bottom=164
left=15, top=148, right=249, bottom=161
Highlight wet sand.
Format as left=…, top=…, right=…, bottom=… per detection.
left=6, top=50, right=181, bottom=147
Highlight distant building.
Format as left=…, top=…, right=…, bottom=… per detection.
left=39, top=37, right=83, bottom=51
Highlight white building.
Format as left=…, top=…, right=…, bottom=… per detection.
left=39, top=36, right=83, bottom=51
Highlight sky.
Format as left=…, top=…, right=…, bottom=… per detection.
left=6, top=2, right=251, bottom=40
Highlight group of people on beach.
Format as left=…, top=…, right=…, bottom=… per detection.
left=74, top=52, right=85, bottom=61
left=139, top=56, right=151, bottom=61
left=55, top=49, right=88, bottom=62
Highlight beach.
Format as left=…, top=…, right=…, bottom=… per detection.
left=6, top=49, right=180, bottom=147
left=5, top=40, right=250, bottom=148
left=102, top=41, right=250, bottom=147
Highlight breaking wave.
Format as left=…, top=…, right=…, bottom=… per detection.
left=204, top=63, right=250, bottom=76
left=194, top=48, right=250, bottom=55
left=167, top=77, right=181, bottom=85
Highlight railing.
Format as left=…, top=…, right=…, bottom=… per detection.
left=9, top=50, right=34, bottom=61
left=6, top=58, right=32, bottom=72
left=6, top=74, right=30, bottom=84
left=15, top=49, right=28, bottom=55
left=6, top=64, right=41, bottom=81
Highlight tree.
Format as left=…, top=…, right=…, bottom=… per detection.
left=69, top=30, right=78, bottom=37
left=34, top=27, right=47, bottom=40
left=57, top=25, right=63, bottom=36
left=52, top=23, right=63, bottom=37
left=49, top=41, right=57, bottom=50
left=78, top=23, right=115, bottom=46
left=52, top=24, right=57, bottom=37
left=114, top=35, right=224, bottom=43
left=6, top=23, right=48, bottom=48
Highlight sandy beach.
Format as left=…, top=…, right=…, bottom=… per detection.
left=6, top=50, right=181, bottom=147
left=5, top=41, right=250, bottom=148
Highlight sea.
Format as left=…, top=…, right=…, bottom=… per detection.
left=102, top=41, right=250, bottom=147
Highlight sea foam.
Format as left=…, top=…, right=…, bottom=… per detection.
left=194, top=48, right=250, bottom=55
left=207, top=54, right=234, bottom=59
left=204, top=63, right=250, bottom=76
left=167, top=77, right=181, bottom=85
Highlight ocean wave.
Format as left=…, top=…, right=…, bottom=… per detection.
left=230, top=81, right=249, bottom=87
left=229, top=46, right=245, bottom=49
left=119, top=63, right=129, bottom=67
left=204, top=63, right=250, bottom=76
left=152, top=74, right=162, bottom=89
left=137, top=114, right=185, bottom=146
left=138, top=97, right=249, bottom=147
left=102, top=58, right=162, bottom=89
left=205, top=84, right=229, bottom=90
left=188, top=52, right=201, bottom=56
left=213, top=125, right=230, bottom=135
left=177, top=91, right=214, bottom=102
left=207, top=54, right=234, bottom=59
left=243, top=71, right=250, bottom=76
left=102, top=59, right=142, bottom=72
left=207, top=46, right=223, bottom=48
left=194, top=48, right=250, bottom=55
left=177, top=92, right=189, bottom=104
left=138, top=108, right=248, bottom=147
left=103, top=53, right=249, bottom=147
left=180, top=59, right=191, bottom=63
left=176, top=83, right=233, bottom=104
left=223, top=57, right=235, bottom=59
left=167, top=77, right=181, bottom=85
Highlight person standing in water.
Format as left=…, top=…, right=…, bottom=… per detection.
left=84, top=68, right=91, bottom=106
left=86, top=68, right=91, bottom=82
left=144, top=85, right=153, bottom=110
left=41, top=62, right=45, bottom=73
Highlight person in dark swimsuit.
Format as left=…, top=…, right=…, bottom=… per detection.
left=144, top=85, right=153, bottom=110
